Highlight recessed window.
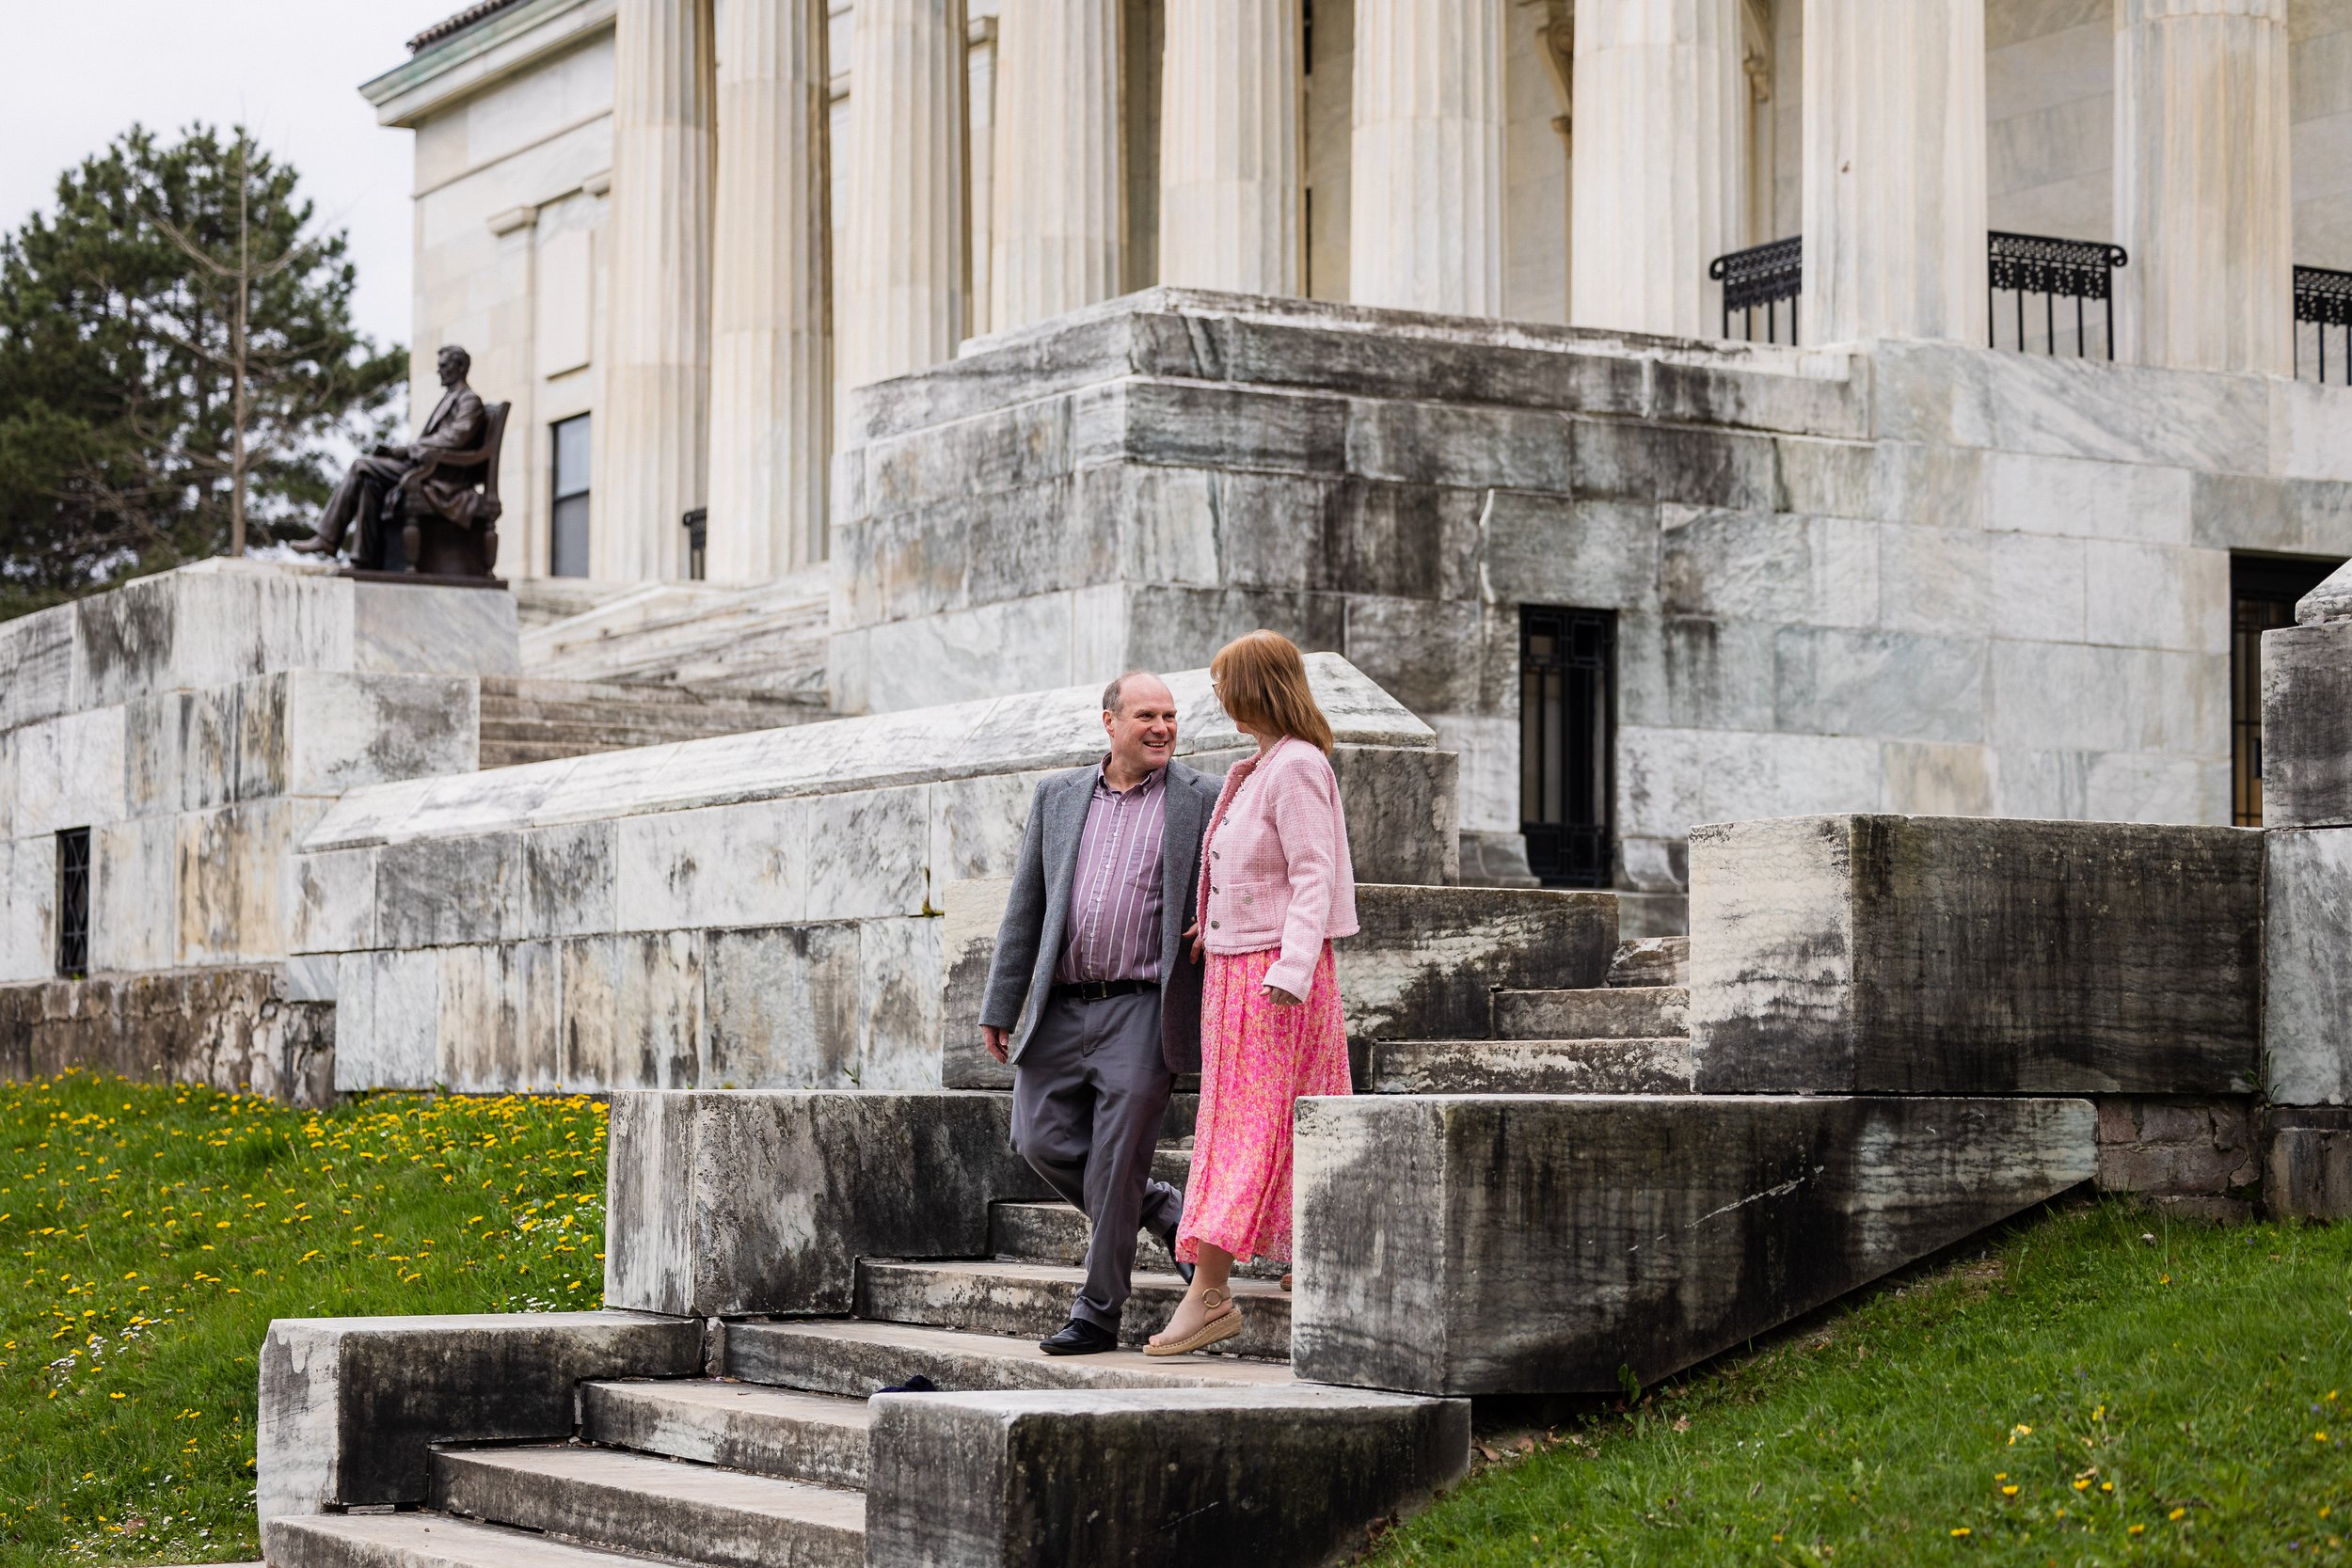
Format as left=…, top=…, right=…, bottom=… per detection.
left=550, top=414, right=592, bottom=578
left=56, top=828, right=89, bottom=978
left=2233, top=552, right=2346, bottom=826
left=1520, top=607, right=1614, bottom=889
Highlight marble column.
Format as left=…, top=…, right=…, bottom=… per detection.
left=707, top=0, right=831, bottom=580
left=841, top=0, right=968, bottom=389
left=991, top=0, right=1124, bottom=331
left=1800, top=0, right=1988, bottom=346
left=1157, top=0, right=1301, bottom=295
left=2114, top=0, right=2294, bottom=376
left=596, top=0, right=715, bottom=582
left=1348, top=0, right=1507, bottom=317
left=1569, top=0, right=1747, bottom=338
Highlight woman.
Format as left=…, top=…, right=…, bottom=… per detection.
left=1147, top=629, right=1358, bottom=1357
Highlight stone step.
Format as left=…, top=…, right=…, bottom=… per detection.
left=579, top=1378, right=871, bottom=1489
left=1365, top=1037, right=1693, bottom=1095
left=722, top=1317, right=1297, bottom=1398
left=1152, top=1142, right=1194, bottom=1188
left=431, top=1443, right=862, bottom=1568
left=1490, top=986, right=1688, bottom=1040
left=856, top=1258, right=1293, bottom=1361
left=1609, top=935, right=1690, bottom=988
left=987, top=1200, right=1289, bottom=1280
left=263, top=1511, right=697, bottom=1568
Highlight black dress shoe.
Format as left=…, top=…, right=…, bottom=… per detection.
left=1157, top=1223, right=1196, bottom=1285
left=1039, top=1318, right=1119, bottom=1356
left=288, top=535, right=335, bottom=556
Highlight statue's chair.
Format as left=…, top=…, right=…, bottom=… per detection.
left=389, top=401, right=511, bottom=578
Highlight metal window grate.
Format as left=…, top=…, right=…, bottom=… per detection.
left=1520, top=607, right=1614, bottom=889
left=1988, top=231, right=2127, bottom=358
left=1709, top=235, right=1803, bottom=344
left=2231, top=552, right=2345, bottom=826
left=2295, top=265, right=2352, bottom=386
left=56, top=828, right=90, bottom=977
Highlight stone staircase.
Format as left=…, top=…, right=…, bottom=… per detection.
left=516, top=570, right=831, bottom=698
left=477, top=674, right=826, bottom=768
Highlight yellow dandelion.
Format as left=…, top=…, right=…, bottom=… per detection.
left=1949, top=1527, right=1971, bottom=1538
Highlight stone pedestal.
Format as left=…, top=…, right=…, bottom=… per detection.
left=1347, top=0, right=1505, bottom=316
left=707, top=0, right=832, bottom=580
left=1568, top=0, right=1747, bottom=339
left=1156, top=0, right=1301, bottom=295
left=596, top=0, right=715, bottom=581
left=990, top=0, right=1125, bottom=331
left=842, top=0, right=968, bottom=388
left=1800, top=0, right=1987, bottom=345
left=2115, top=0, right=2294, bottom=377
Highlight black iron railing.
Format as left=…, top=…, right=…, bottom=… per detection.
left=2295, top=265, right=2352, bottom=385
left=1709, top=235, right=1803, bottom=344
left=1988, top=231, right=2127, bottom=358
left=56, top=828, right=89, bottom=977
left=683, top=506, right=707, bottom=581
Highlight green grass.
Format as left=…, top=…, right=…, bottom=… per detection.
left=0, top=1070, right=611, bottom=1566
left=1371, top=1201, right=2351, bottom=1567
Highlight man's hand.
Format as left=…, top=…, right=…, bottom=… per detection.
left=983, top=1025, right=1009, bottom=1064
left=1263, top=985, right=1302, bottom=1007
left=1185, top=920, right=1203, bottom=961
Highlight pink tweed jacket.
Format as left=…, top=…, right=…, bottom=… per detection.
left=1197, top=736, right=1360, bottom=999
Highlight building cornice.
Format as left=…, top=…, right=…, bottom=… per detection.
left=360, top=0, right=617, bottom=129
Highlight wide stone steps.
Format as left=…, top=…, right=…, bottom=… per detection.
left=986, top=1199, right=1290, bottom=1280
left=721, top=1317, right=1295, bottom=1397
left=477, top=675, right=824, bottom=768
left=855, top=1257, right=1293, bottom=1361
left=580, top=1379, right=871, bottom=1489
left=1490, top=985, right=1688, bottom=1040
left=1365, top=1037, right=1692, bottom=1094
left=431, top=1443, right=862, bottom=1568
left=265, top=1511, right=686, bottom=1568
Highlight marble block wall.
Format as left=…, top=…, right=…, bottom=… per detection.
left=297, top=655, right=1459, bottom=1096
left=829, top=288, right=2352, bottom=901
left=2263, top=568, right=2352, bottom=1125
left=0, top=562, right=509, bottom=991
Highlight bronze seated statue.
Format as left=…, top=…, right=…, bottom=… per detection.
left=294, top=343, right=509, bottom=578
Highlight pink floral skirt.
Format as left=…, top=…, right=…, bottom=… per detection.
left=1174, top=942, right=1351, bottom=1265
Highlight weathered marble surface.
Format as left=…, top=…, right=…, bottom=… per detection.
left=0, top=965, right=333, bottom=1106
left=866, top=1386, right=1468, bottom=1567
left=2265, top=828, right=2352, bottom=1106
left=2262, top=621, right=2352, bottom=830
left=602, top=1090, right=1052, bottom=1318
left=2264, top=1107, right=2352, bottom=1221
left=1291, top=1094, right=2095, bottom=1395
left=2302, top=559, right=2352, bottom=625
left=1688, top=815, right=2262, bottom=1095
left=257, top=1311, right=701, bottom=1519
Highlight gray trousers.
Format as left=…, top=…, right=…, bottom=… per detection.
left=1010, top=990, right=1184, bottom=1332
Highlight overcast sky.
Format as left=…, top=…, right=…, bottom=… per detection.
left=0, top=1, right=462, bottom=360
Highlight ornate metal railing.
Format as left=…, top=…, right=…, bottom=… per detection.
left=2295, top=265, right=2352, bottom=385
left=1708, top=235, right=1803, bottom=344
left=1988, top=231, right=2128, bottom=359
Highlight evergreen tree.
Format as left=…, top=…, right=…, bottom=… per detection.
left=0, top=124, right=406, bottom=615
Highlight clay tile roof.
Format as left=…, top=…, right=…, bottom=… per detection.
left=407, top=0, right=528, bottom=53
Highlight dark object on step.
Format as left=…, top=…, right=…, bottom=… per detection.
left=877, top=1373, right=939, bottom=1394
left=1039, top=1318, right=1120, bottom=1355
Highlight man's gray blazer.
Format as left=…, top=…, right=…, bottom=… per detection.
left=978, top=759, right=1221, bottom=1074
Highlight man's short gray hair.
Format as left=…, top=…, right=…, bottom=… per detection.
left=1102, top=670, right=1155, bottom=715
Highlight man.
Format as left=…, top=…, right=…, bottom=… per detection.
left=980, top=672, right=1221, bottom=1355
left=293, top=343, right=485, bottom=568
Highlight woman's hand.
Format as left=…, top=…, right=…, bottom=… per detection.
left=1186, top=920, right=1203, bottom=961
left=1263, top=984, right=1302, bottom=1007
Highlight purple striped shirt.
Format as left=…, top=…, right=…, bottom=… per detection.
left=1053, top=760, right=1169, bottom=985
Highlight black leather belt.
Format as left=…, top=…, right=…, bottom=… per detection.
left=1051, top=978, right=1157, bottom=1003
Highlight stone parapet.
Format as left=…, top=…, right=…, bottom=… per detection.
left=2265, top=826, right=2352, bottom=1107
left=2262, top=620, right=2352, bottom=830
left=1291, top=1093, right=2095, bottom=1396
left=1687, top=815, right=2262, bottom=1096
left=0, top=965, right=333, bottom=1106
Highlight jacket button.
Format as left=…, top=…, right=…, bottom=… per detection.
left=1210, top=920, right=1219, bottom=929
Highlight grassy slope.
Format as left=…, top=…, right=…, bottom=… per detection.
left=1372, top=1201, right=2350, bottom=1566
left=0, top=1071, right=610, bottom=1566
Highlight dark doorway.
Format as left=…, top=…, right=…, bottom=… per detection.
left=2232, top=551, right=2344, bottom=826
left=56, top=827, right=89, bottom=978
left=1520, top=606, right=1614, bottom=888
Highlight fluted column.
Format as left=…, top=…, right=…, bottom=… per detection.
left=1348, top=0, right=1506, bottom=317
left=1157, top=0, right=1301, bottom=295
left=2115, top=0, right=2294, bottom=376
left=596, top=0, right=715, bottom=582
left=1569, top=0, right=1747, bottom=338
left=707, top=0, right=831, bottom=580
left=992, top=0, right=1124, bottom=331
left=1801, top=0, right=1988, bottom=346
left=841, top=0, right=967, bottom=388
